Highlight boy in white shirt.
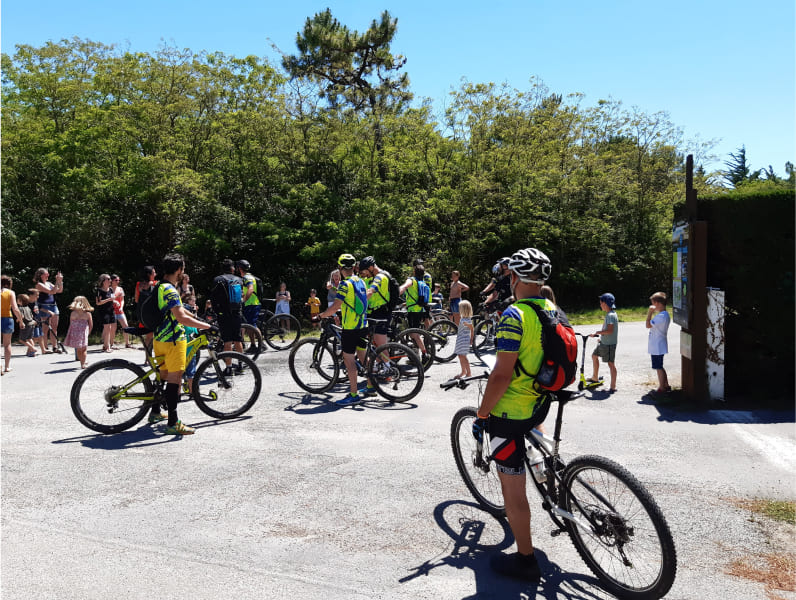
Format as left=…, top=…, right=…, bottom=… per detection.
left=646, top=291, right=671, bottom=394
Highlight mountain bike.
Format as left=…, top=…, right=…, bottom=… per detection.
left=289, top=317, right=424, bottom=402
left=443, top=374, right=677, bottom=599
left=387, top=308, right=458, bottom=365
left=71, top=326, right=262, bottom=434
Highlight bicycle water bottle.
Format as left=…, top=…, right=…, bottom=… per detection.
left=526, top=445, right=547, bottom=483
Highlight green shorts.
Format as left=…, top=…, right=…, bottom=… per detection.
left=593, top=342, right=616, bottom=363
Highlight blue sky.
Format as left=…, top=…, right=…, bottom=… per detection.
left=2, top=0, right=794, bottom=176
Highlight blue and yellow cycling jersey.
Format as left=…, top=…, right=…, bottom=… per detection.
left=243, top=274, right=260, bottom=307
left=368, top=273, right=390, bottom=311
left=336, top=276, right=368, bottom=330
left=490, top=297, right=553, bottom=420
left=406, top=278, right=423, bottom=313
left=154, top=283, right=185, bottom=343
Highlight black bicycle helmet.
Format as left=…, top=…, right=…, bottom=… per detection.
left=338, top=253, right=356, bottom=269
left=508, top=248, right=551, bottom=282
left=236, top=259, right=251, bottom=271
left=499, top=256, right=511, bottom=265
left=359, top=256, right=376, bottom=270
left=491, top=262, right=502, bottom=277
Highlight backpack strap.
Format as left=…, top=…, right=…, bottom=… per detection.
left=512, top=299, right=545, bottom=379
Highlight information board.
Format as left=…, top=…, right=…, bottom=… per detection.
left=672, top=221, right=690, bottom=327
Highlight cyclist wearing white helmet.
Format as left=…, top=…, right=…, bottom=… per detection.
left=480, top=257, right=513, bottom=308
left=317, top=253, right=369, bottom=406
left=472, top=247, right=555, bottom=582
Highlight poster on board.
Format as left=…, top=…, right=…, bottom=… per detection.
left=672, top=221, right=689, bottom=328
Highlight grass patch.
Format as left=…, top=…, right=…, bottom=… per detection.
left=566, top=305, right=650, bottom=326
left=732, top=499, right=796, bottom=524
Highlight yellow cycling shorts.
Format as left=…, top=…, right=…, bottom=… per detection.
left=153, top=339, right=187, bottom=374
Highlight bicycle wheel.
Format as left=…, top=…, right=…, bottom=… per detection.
left=562, top=455, right=677, bottom=599
left=450, top=407, right=506, bottom=517
left=261, top=313, right=301, bottom=350
left=473, top=320, right=497, bottom=362
left=396, top=328, right=435, bottom=371
left=288, top=338, right=339, bottom=393
left=70, top=359, right=153, bottom=434
left=428, top=319, right=458, bottom=363
left=193, top=351, right=262, bottom=419
left=368, top=342, right=424, bottom=402
left=241, top=323, right=264, bottom=360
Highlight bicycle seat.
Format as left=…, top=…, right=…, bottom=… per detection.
left=552, top=389, right=583, bottom=403
left=124, top=326, right=152, bottom=336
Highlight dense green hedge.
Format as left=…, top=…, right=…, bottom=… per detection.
left=699, top=186, right=795, bottom=402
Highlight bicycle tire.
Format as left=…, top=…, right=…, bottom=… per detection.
left=241, top=323, right=264, bottom=360
left=288, top=338, right=339, bottom=393
left=396, top=328, right=435, bottom=371
left=70, top=359, right=153, bottom=434
left=367, top=342, right=424, bottom=402
left=261, top=313, right=301, bottom=350
left=427, top=319, right=458, bottom=363
left=472, top=319, right=497, bottom=362
left=562, top=455, right=677, bottom=599
left=450, top=407, right=506, bottom=517
left=193, top=351, right=261, bottom=419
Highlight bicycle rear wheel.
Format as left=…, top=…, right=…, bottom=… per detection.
left=428, top=319, right=458, bottom=363
left=288, top=338, right=339, bottom=393
left=193, top=351, right=261, bottom=418
left=450, top=407, right=505, bottom=517
left=368, top=342, right=424, bottom=402
left=396, top=328, right=435, bottom=371
left=261, top=313, right=301, bottom=350
left=70, top=359, right=153, bottom=434
left=241, top=323, right=264, bottom=360
left=562, top=455, right=677, bottom=599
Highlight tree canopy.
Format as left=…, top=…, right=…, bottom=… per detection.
left=3, top=15, right=791, bottom=316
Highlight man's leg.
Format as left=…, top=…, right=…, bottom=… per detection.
left=343, top=351, right=358, bottom=396
left=498, top=470, right=534, bottom=555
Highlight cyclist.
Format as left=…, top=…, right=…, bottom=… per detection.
left=412, top=258, right=433, bottom=328
left=359, top=256, right=392, bottom=396
left=153, top=253, right=213, bottom=435
left=471, top=247, right=554, bottom=582
left=210, top=259, right=244, bottom=374
left=317, top=254, right=368, bottom=407
left=480, top=257, right=513, bottom=308
left=399, top=263, right=429, bottom=361
left=236, top=259, right=261, bottom=352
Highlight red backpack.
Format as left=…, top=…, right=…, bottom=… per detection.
left=514, top=299, right=578, bottom=391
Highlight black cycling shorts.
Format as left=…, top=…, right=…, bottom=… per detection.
left=218, top=314, right=243, bottom=343
left=368, top=306, right=391, bottom=335
left=341, top=328, right=367, bottom=355
left=488, top=399, right=550, bottom=475
left=407, top=312, right=423, bottom=328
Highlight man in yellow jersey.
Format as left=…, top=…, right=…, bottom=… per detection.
left=153, top=253, right=214, bottom=435
left=317, top=254, right=368, bottom=407
left=236, top=259, right=261, bottom=351
left=472, top=247, right=554, bottom=582
left=399, top=263, right=429, bottom=359
left=359, top=256, right=393, bottom=397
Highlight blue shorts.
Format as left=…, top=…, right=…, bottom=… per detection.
left=39, top=302, right=59, bottom=316
left=651, top=354, right=664, bottom=369
left=450, top=298, right=461, bottom=314
left=184, top=355, right=198, bottom=379
left=1, top=317, right=14, bottom=334
left=243, top=304, right=261, bottom=326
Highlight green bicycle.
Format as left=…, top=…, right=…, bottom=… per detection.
left=70, top=326, right=262, bottom=434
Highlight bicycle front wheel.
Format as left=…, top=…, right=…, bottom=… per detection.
left=241, top=323, right=264, bottom=360
left=288, top=338, right=339, bottom=393
left=368, top=342, right=424, bottom=402
left=428, top=319, right=458, bottom=363
left=70, top=359, right=153, bottom=434
left=260, top=313, right=300, bottom=350
left=193, top=351, right=262, bottom=418
left=562, top=455, right=677, bottom=599
left=450, top=407, right=505, bottom=517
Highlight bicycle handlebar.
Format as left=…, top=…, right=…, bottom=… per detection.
left=440, top=371, right=490, bottom=390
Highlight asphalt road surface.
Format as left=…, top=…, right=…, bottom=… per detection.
left=2, top=321, right=794, bottom=599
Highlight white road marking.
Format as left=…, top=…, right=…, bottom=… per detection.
left=730, top=423, right=796, bottom=473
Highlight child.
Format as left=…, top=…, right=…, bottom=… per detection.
left=63, top=296, right=94, bottom=368
left=182, top=292, right=199, bottom=393
left=590, top=292, right=618, bottom=392
left=305, top=289, right=321, bottom=328
left=27, top=289, right=48, bottom=354
left=202, top=299, right=217, bottom=325
left=17, top=294, right=38, bottom=356
left=454, top=300, right=474, bottom=378
left=646, top=292, right=671, bottom=394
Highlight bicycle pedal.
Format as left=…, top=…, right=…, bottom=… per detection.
left=551, top=528, right=566, bottom=537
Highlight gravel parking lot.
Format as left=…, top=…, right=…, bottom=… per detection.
left=2, top=321, right=794, bottom=599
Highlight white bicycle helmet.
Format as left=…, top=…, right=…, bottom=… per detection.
left=508, top=248, right=551, bottom=283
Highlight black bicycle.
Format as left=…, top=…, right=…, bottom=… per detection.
left=444, top=374, right=677, bottom=599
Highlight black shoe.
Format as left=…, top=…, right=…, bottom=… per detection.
left=223, top=366, right=233, bottom=377
left=490, top=551, right=541, bottom=582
